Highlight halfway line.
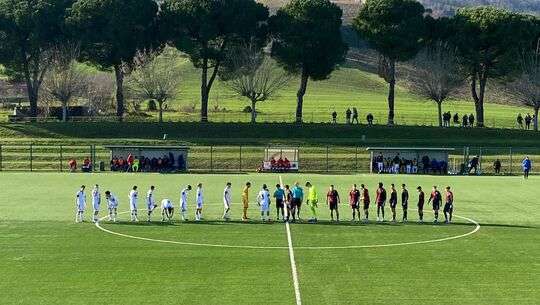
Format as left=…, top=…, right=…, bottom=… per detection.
left=280, top=175, right=302, bottom=305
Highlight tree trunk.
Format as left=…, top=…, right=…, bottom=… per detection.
left=251, top=99, right=257, bottom=123
left=26, top=84, right=39, bottom=118
left=62, top=102, right=68, bottom=122
left=200, top=60, right=209, bottom=123
left=471, top=71, right=487, bottom=127
left=387, top=59, right=396, bottom=126
left=113, top=64, right=125, bottom=121
left=158, top=100, right=163, bottom=124
left=535, top=106, right=539, bottom=132
left=296, top=68, right=309, bottom=124
left=437, top=101, right=443, bottom=127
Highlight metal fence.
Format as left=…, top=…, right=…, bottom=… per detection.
left=0, top=144, right=538, bottom=175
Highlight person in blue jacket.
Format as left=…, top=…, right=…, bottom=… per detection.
left=522, top=156, right=532, bottom=179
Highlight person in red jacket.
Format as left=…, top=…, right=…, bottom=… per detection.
left=375, top=182, right=387, bottom=222
left=127, top=154, right=134, bottom=172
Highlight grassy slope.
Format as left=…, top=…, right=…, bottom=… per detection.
left=0, top=173, right=538, bottom=305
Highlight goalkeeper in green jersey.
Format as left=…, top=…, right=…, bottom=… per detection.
left=305, top=182, right=318, bottom=223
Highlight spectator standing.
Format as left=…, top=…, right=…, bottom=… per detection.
left=366, top=113, right=374, bottom=126
left=331, top=111, right=337, bottom=124
left=462, top=114, right=468, bottom=127
left=522, top=156, right=532, bottom=179
left=453, top=113, right=460, bottom=126
left=468, top=155, right=480, bottom=174
left=468, top=114, right=475, bottom=127
left=127, top=154, right=134, bottom=172
left=493, top=159, right=502, bottom=175
left=345, top=108, right=352, bottom=124
left=421, top=155, right=430, bottom=174
left=352, top=107, right=359, bottom=124
left=525, top=113, right=532, bottom=130
left=517, top=113, right=524, bottom=129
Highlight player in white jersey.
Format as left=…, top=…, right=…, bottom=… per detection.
left=146, top=186, right=157, bottom=222
left=179, top=185, right=192, bottom=221
left=91, top=184, right=101, bottom=223
left=75, top=185, right=86, bottom=223
left=161, top=198, right=174, bottom=222
left=195, top=183, right=204, bottom=221
left=222, top=182, right=232, bottom=220
left=105, top=191, right=119, bottom=222
left=129, top=186, right=139, bottom=222
left=257, top=184, right=271, bottom=221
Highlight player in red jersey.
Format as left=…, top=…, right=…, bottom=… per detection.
left=360, top=184, right=370, bottom=222
left=416, top=186, right=425, bottom=223
left=349, top=184, right=361, bottom=221
left=389, top=184, right=398, bottom=222
left=326, top=185, right=340, bottom=222
left=444, top=186, right=454, bottom=223
left=375, top=182, right=387, bottom=222
left=428, top=186, right=442, bottom=223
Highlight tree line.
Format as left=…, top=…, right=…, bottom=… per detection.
left=0, top=0, right=539, bottom=129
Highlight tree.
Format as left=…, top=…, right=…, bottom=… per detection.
left=222, top=45, right=291, bottom=123
left=270, top=0, right=347, bottom=124
left=353, top=0, right=426, bottom=126
left=451, top=7, right=539, bottom=127
left=0, top=0, right=72, bottom=117
left=407, top=41, right=464, bottom=127
left=85, top=72, right=114, bottom=115
left=126, top=49, right=181, bottom=123
left=507, top=40, right=540, bottom=131
left=42, top=44, right=86, bottom=122
left=67, top=0, right=159, bottom=120
left=160, top=0, right=269, bottom=122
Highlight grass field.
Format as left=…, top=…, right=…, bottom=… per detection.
left=1, top=172, right=538, bottom=305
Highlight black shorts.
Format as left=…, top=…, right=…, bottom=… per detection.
left=291, top=198, right=301, bottom=208
left=276, top=199, right=284, bottom=208
left=329, top=202, right=338, bottom=210
left=402, top=203, right=408, bottom=209
left=350, top=202, right=359, bottom=209
left=444, top=203, right=453, bottom=213
left=418, top=203, right=424, bottom=210
left=363, top=202, right=370, bottom=210
left=433, top=202, right=440, bottom=211
left=390, top=201, right=397, bottom=208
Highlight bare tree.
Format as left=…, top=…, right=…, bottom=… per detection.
left=507, top=40, right=540, bottom=131
left=85, top=72, right=115, bottom=116
left=406, top=42, right=464, bottom=127
left=222, top=46, right=292, bottom=123
left=42, top=44, right=86, bottom=121
left=126, top=49, right=181, bottom=123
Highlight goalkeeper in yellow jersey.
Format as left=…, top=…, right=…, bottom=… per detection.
left=241, top=182, right=251, bottom=221
left=305, top=182, right=318, bottom=223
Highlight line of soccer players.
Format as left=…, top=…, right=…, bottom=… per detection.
left=74, top=181, right=455, bottom=224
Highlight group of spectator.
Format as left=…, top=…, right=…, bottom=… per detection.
left=67, top=157, right=92, bottom=172
left=267, top=156, right=293, bottom=172
left=442, top=112, right=475, bottom=127
left=516, top=113, right=536, bottom=130
left=331, top=108, right=375, bottom=126
left=373, top=153, right=448, bottom=175
left=110, top=153, right=186, bottom=172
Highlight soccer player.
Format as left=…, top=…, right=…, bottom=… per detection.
left=375, top=182, right=386, bottom=222
left=360, top=184, right=370, bottom=222
left=146, top=186, right=157, bottom=222
left=389, top=184, right=398, bottom=222
left=129, top=186, right=139, bottom=222
left=428, top=186, right=442, bottom=223
left=91, top=184, right=101, bottom=223
left=161, top=198, right=174, bottom=222
left=326, top=184, right=340, bottom=222
left=291, top=182, right=304, bottom=220
left=417, top=186, right=425, bottom=223
left=284, top=184, right=293, bottom=222
left=274, top=184, right=285, bottom=221
left=349, top=184, right=361, bottom=221
left=241, top=182, right=251, bottom=221
left=75, top=185, right=86, bottom=223
left=305, top=182, right=318, bottom=222
left=257, top=184, right=271, bottom=221
left=223, top=182, right=232, bottom=220
left=401, top=184, right=409, bottom=222
left=195, top=183, right=204, bottom=221
left=180, top=185, right=192, bottom=221
left=105, top=191, right=118, bottom=222
left=444, top=186, right=454, bottom=223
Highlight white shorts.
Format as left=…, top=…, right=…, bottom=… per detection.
left=260, top=203, right=270, bottom=212
left=197, top=202, right=203, bottom=209
left=108, top=203, right=118, bottom=210
left=130, top=204, right=137, bottom=211
left=147, top=203, right=156, bottom=211
left=93, top=203, right=100, bottom=212
left=77, top=204, right=85, bottom=212
left=181, top=204, right=187, bottom=212
left=223, top=202, right=230, bottom=209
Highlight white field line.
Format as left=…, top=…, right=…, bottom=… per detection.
left=281, top=176, right=302, bottom=305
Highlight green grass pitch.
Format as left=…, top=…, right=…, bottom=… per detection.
left=1, top=172, right=539, bottom=305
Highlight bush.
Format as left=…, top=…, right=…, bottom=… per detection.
left=147, top=100, right=157, bottom=111
left=242, top=105, right=253, bottom=113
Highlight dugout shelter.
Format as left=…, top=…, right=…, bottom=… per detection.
left=262, top=147, right=299, bottom=172
left=105, top=145, right=189, bottom=170
left=366, top=147, right=455, bottom=174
